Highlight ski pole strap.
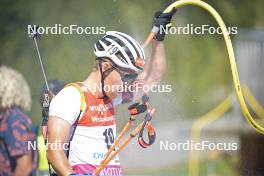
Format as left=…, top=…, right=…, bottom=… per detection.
left=138, top=111, right=156, bottom=148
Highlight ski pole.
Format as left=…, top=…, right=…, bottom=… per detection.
left=93, top=108, right=156, bottom=176
left=100, top=119, right=133, bottom=165
left=30, top=27, right=54, bottom=175
left=99, top=95, right=150, bottom=165
left=30, top=27, right=50, bottom=91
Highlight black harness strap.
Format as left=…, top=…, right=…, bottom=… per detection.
left=97, top=58, right=116, bottom=98
left=98, top=59, right=107, bottom=98
left=66, top=110, right=83, bottom=158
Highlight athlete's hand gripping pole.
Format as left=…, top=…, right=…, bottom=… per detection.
left=142, top=7, right=176, bottom=47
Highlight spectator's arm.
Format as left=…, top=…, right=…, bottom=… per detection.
left=6, top=114, right=35, bottom=176
left=13, top=154, right=33, bottom=176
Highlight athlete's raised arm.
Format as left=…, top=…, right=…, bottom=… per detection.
left=142, top=9, right=176, bottom=86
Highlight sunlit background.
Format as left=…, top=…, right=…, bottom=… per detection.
left=1, top=0, right=264, bottom=175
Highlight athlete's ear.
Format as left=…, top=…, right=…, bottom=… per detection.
left=102, top=61, right=112, bottom=71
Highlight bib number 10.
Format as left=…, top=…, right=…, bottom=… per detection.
left=103, top=128, right=115, bottom=150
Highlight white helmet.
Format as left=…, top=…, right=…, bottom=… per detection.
left=94, top=31, right=146, bottom=73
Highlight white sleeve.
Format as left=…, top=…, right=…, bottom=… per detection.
left=49, top=86, right=81, bottom=125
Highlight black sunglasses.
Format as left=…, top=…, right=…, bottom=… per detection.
left=114, top=67, right=138, bottom=84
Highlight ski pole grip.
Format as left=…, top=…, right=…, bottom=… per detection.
left=128, top=103, right=147, bottom=116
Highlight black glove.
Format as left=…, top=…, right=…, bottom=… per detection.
left=152, top=8, right=177, bottom=41
left=128, top=102, right=147, bottom=116
left=128, top=95, right=149, bottom=116
left=40, top=90, right=54, bottom=126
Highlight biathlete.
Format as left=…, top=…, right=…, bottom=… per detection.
left=46, top=9, right=176, bottom=176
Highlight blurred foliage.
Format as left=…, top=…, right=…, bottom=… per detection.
left=0, top=0, right=263, bottom=124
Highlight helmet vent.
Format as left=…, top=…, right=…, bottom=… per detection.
left=116, top=51, right=128, bottom=64
left=95, top=42, right=104, bottom=51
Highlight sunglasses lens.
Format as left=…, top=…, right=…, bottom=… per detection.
left=113, top=66, right=138, bottom=84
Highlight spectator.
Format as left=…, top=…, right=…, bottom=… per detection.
left=0, top=65, right=37, bottom=176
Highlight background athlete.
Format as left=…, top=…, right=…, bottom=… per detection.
left=47, top=9, right=176, bottom=176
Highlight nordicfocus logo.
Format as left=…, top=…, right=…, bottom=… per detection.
left=160, top=140, right=238, bottom=151
left=92, top=82, right=172, bottom=94
left=159, top=23, right=238, bottom=35
left=27, top=140, right=69, bottom=151
left=28, top=24, right=106, bottom=35
left=89, top=103, right=113, bottom=115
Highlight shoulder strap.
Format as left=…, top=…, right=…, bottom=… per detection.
left=66, top=83, right=85, bottom=112
left=65, top=82, right=86, bottom=158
